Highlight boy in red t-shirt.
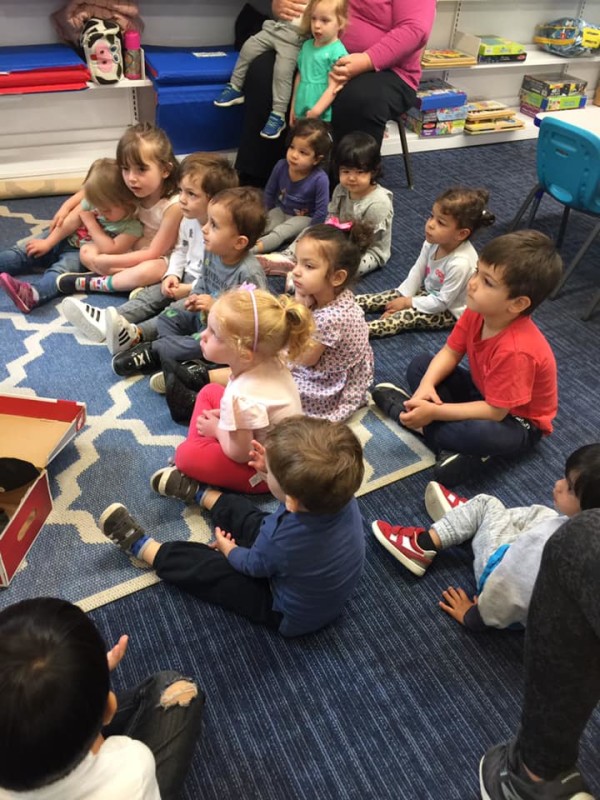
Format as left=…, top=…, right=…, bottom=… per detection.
left=373, top=230, right=563, bottom=486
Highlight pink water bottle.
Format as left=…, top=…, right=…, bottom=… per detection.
left=124, top=30, right=142, bottom=80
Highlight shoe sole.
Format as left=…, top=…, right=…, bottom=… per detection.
left=106, top=306, right=137, bottom=355
left=479, top=756, right=492, bottom=800
left=424, top=482, right=453, bottom=522
left=256, top=255, right=295, bottom=276
left=260, top=129, right=285, bottom=139
left=373, top=382, right=411, bottom=400
left=149, top=372, right=166, bottom=394
left=98, top=502, right=134, bottom=551
left=149, top=467, right=196, bottom=503
left=0, top=275, right=33, bottom=313
left=214, top=97, right=245, bottom=107
left=61, top=298, right=106, bottom=342
left=371, top=521, right=426, bottom=577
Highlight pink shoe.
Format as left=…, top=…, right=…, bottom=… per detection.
left=256, top=252, right=296, bottom=276
left=371, top=520, right=435, bottom=577
left=424, top=482, right=468, bottom=522
left=0, top=273, right=37, bottom=313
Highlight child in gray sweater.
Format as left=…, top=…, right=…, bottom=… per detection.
left=372, top=443, right=600, bottom=630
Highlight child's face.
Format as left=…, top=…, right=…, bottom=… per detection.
left=120, top=147, right=169, bottom=204
left=553, top=472, right=581, bottom=517
left=311, top=0, right=341, bottom=45
left=424, top=202, right=467, bottom=250
left=339, top=166, right=374, bottom=200
left=200, top=307, right=233, bottom=366
left=292, top=236, right=346, bottom=304
left=95, top=203, right=129, bottom=222
left=202, top=201, right=242, bottom=259
left=287, top=136, right=320, bottom=178
left=465, top=261, right=514, bottom=318
left=179, top=173, right=210, bottom=224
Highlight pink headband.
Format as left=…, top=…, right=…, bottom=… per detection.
left=326, top=216, right=353, bottom=232
left=240, top=283, right=259, bottom=352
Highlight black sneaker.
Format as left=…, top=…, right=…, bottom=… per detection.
left=479, top=739, right=595, bottom=800
left=150, top=466, right=201, bottom=503
left=371, top=382, right=411, bottom=422
left=433, top=451, right=490, bottom=488
left=163, top=357, right=210, bottom=393
left=165, top=370, right=200, bottom=425
left=112, top=342, right=161, bottom=376
left=99, top=503, right=147, bottom=553
left=56, top=272, right=92, bottom=294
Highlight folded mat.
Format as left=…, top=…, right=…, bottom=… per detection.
left=0, top=44, right=90, bottom=94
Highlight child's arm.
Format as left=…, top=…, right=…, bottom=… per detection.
left=82, top=203, right=182, bottom=273
left=439, top=587, right=482, bottom=628
left=289, top=72, right=301, bottom=127
left=195, top=410, right=255, bottom=463
left=291, top=337, right=325, bottom=367
left=306, top=71, right=340, bottom=119
left=25, top=205, right=84, bottom=257
left=50, top=189, right=84, bottom=230
left=384, top=241, right=429, bottom=314
left=78, top=211, right=141, bottom=255
left=264, top=162, right=283, bottom=211
left=310, top=170, right=330, bottom=224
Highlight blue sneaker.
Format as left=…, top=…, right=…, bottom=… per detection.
left=260, top=112, right=286, bottom=139
left=214, top=84, right=245, bottom=107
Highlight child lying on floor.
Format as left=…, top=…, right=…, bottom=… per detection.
left=372, top=443, right=600, bottom=631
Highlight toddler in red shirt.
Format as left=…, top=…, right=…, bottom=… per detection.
left=373, top=230, right=563, bottom=486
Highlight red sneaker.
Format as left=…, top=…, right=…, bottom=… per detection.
left=0, top=273, right=37, bottom=313
left=424, top=482, right=468, bottom=522
left=371, top=520, right=435, bottom=577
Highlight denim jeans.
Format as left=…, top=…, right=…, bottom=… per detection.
left=103, top=670, right=205, bottom=800
left=406, top=352, right=542, bottom=457
left=0, top=234, right=87, bottom=305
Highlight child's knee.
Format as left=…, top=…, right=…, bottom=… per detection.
left=160, top=678, right=199, bottom=708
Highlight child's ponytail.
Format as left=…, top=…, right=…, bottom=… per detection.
left=278, top=295, right=315, bottom=361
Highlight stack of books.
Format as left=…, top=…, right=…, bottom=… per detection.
left=476, top=35, right=527, bottom=63
left=421, top=49, right=477, bottom=68
left=464, top=100, right=525, bottom=134
left=404, top=79, right=469, bottom=138
left=519, top=73, right=588, bottom=117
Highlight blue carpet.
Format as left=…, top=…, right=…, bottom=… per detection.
left=1, top=138, right=599, bottom=799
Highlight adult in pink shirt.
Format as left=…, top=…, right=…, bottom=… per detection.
left=235, top=0, right=436, bottom=186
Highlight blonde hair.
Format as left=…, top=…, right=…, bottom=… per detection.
left=212, top=288, right=314, bottom=361
left=116, top=122, right=179, bottom=197
left=83, top=158, right=137, bottom=218
left=301, top=0, right=348, bottom=36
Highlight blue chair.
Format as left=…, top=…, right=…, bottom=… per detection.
left=509, top=115, right=600, bottom=320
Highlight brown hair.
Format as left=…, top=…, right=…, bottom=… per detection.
left=435, top=186, right=495, bottom=235
left=300, top=0, right=349, bottom=36
left=116, top=122, right=179, bottom=197
left=298, top=221, right=375, bottom=292
left=265, top=415, right=363, bottom=513
left=212, top=288, right=315, bottom=361
left=288, top=118, right=333, bottom=165
left=83, top=158, right=136, bottom=218
left=479, top=230, right=563, bottom=314
left=179, top=153, right=238, bottom=198
left=208, top=187, right=266, bottom=249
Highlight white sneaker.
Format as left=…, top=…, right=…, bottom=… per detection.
left=105, top=307, right=140, bottom=355
left=149, top=371, right=166, bottom=394
left=61, top=298, right=106, bottom=342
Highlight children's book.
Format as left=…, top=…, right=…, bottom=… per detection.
left=421, top=49, right=477, bottom=68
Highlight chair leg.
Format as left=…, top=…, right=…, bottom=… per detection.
left=551, top=219, right=600, bottom=300
left=397, top=117, right=414, bottom=190
left=509, top=185, right=543, bottom=231
left=582, top=290, right=600, bottom=321
left=556, top=206, right=570, bottom=249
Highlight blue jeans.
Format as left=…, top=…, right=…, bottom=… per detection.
left=406, top=352, right=543, bottom=457
left=103, top=670, right=205, bottom=800
left=0, top=235, right=87, bottom=305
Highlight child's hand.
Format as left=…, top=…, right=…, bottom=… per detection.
left=185, top=293, right=212, bottom=312
left=25, top=238, right=51, bottom=258
left=399, top=398, right=437, bottom=429
left=79, top=209, right=97, bottom=228
left=249, top=439, right=267, bottom=474
left=382, top=296, right=412, bottom=316
left=161, top=275, right=181, bottom=297
left=408, top=383, right=442, bottom=406
left=171, top=282, right=192, bottom=300
left=212, top=526, right=238, bottom=557
left=439, top=587, right=478, bottom=625
left=196, top=408, right=220, bottom=438
left=106, top=634, right=129, bottom=670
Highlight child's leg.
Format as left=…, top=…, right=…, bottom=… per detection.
left=230, top=24, right=278, bottom=91
left=152, top=306, right=205, bottom=362
left=119, top=284, right=171, bottom=324
left=175, top=383, right=268, bottom=493
left=368, top=308, right=456, bottom=339
left=271, top=26, right=302, bottom=117
left=104, top=671, right=204, bottom=800
left=355, top=288, right=400, bottom=314
left=258, top=212, right=311, bottom=253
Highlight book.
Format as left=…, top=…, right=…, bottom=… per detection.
left=521, top=73, right=587, bottom=98
left=421, top=49, right=477, bottom=68
left=415, top=78, right=467, bottom=111
left=477, top=52, right=527, bottom=63
left=465, top=117, right=525, bottom=133
left=477, top=35, right=526, bottom=56
left=466, top=101, right=517, bottom=123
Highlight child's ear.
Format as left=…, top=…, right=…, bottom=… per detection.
left=331, top=268, right=348, bottom=288
left=235, top=234, right=250, bottom=252
left=103, top=691, right=118, bottom=726
left=457, top=227, right=471, bottom=242
left=508, top=295, right=531, bottom=315
left=162, top=162, right=173, bottom=179
left=285, top=495, right=303, bottom=513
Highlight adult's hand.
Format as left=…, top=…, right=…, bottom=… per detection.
left=273, top=0, right=306, bottom=23
left=330, top=52, right=374, bottom=85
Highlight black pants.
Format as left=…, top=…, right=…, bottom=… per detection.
left=234, top=51, right=416, bottom=186
left=517, top=509, right=600, bottom=778
left=154, top=494, right=283, bottom=630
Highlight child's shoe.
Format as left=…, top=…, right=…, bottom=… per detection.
left=112, top=342, right=161, bottom=376
left=105, top=306, right=140, bottom=355
left=256, top=252, right=296, bottom=276
left=424, top=481, right=468, bottom=522
left=149, top=371, right=166, bottom=394
left=371, top=521, right=435, bottom=577
left=0, top=273, right=38, bottom=313
left=99, top=503, right=147, bottom=553
left=479, top=738, right=594, bottom=800
left=260, top=112, right=286, bottom=139
left=371, top=383, right=411, bottom=423
left=150, top=466, right=204, bottom=504
left=434, top=451, right=490, bottom=488
left=214, top=83, right=245, bottom=107
left=61, top=298, right=106, bottom=342
left=56, top=272, right=93, bottom=294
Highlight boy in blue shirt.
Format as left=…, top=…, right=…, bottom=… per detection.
left=99, top=415, right=366, bottom=637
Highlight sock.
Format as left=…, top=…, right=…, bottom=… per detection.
left=194, top=486, right=208, bottom=506
left=89, top=275, right=114, bottom=293
left=130, top=534, right=150, bottom=558
left=417, top=531, right=438, bottom=552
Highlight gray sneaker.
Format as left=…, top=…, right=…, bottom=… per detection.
left=61, top=298, right=106, bottom=342
left=99, top=503, right=146, bottom=553
left=150, top=466, right=201, bottom=504
left=149, top=371, right=166, bottom=394
left=479, top=739, right=595, bottom=800
left=105, top=307, right=140, bottom=355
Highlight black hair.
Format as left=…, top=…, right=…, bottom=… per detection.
left=0, top=598, right=110, bottom=791
left=565, top=443, right=600, bottom=510
left=298, top=221, right=375, bottom=292
left=287, top=117, right=333, bottom=166
left=334, top=131, right=382, bottom=182
left=434, top=186, right=495, bottom=237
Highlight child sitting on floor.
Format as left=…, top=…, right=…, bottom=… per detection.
left=0, top=597, right=204, bottom=799
left=0, top=158, right=142, bottom=313
left=99, top=415, right=365, bottom=637
left=355, top=186, right=494, bottom=337
left=373, top=231, right=564, bottom=486
left=372, top=443, right=600, bottom=631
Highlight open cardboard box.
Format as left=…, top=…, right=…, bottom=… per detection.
left=0, top=394, right=86, bottom=586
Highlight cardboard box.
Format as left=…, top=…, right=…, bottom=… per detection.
left=405, top=106, right=467, bottom=137
left=455, top=31, right=526, bottom=61
left=521, top=73, right=587, bottom=98
left=0, top=394, right=85, bottom=586
left=519, top=90, right=587, bottom=112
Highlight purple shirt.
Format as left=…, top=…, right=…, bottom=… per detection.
left=264, top=160, right=329, bottom=224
